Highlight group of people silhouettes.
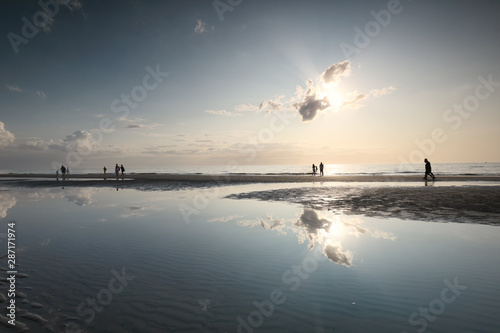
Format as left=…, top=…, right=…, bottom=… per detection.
left=309, top=160, right=435, bottom=180
left=103, top=164, right=125, bottom=180
left=57, top=164, right=126, bottom=181
left=312, top=162, right=324, bottom=176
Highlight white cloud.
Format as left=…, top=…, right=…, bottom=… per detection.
left=205, top=109, right=241, bottom=117
left=340, top=86, right=396, bottom=110
left=234, top=103, right=259, bottom=113
left=194, top=19, right=206, bottom=34
left=117, top=117, right=163, bottom=129
left=23, top=137, right=58, bottom=150
left=6, top=85, right=22, bottom=93
left=257, top=60, right=395, bottom=122
left=0, top=122, right=15, bottom=146
left=259, top=95, right=285, bottom=113
left=37, top=91, right=47, bottom=98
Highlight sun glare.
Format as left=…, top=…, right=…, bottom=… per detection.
left=327, top=90, right=343, bottom=111
left=319, top=86, right=343, bottom=112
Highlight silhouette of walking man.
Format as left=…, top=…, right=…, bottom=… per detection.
left=319, top=162, right=324, bottom=176
left=60, top=165, right=66, bottom=181
left=424, top=158, right=435, bottom=180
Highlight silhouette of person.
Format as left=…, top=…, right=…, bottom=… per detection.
left=56, top=169, right=59, bottom=181
left=424, top=158, right=435, bottom=180
left=60, top=165, right=66, bottom=181
left=103, top=166, right=107, bottom=180
left=120, top=164, right=125, bottom=179
left=319, top=162, right=324, bottom=176
left=115, top=164, right=120, bottom=179
left=312, top=164, right=316, bottom=176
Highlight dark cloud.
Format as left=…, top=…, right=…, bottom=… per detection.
left=293, top=79, right=329, bottom=122
left=321, top=60, right=350, bottom=84
left=323, top=244, right=352, bottom=266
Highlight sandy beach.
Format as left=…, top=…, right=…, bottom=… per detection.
left=1, top=174, right=500, bottom=332
left=1, top=173, right=499, bottom=225
left=1, top=172, right=500, bottom=184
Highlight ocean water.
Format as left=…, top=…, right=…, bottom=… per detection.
left=3, top=162, right=500, bottom=176
left=1, top=184, right=499, bottom=332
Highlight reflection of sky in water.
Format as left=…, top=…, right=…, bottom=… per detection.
left=0, top=186, right=499, bottom=332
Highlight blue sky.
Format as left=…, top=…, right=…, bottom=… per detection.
left=1, top=0, right=499, bottom=171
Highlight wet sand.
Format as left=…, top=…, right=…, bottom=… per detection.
left=227, top=185, right=500, bottom=225
left=1, top=173, right=499, bottom=225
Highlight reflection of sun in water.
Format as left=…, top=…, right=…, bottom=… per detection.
left=320, top=215, right=344, bottom=240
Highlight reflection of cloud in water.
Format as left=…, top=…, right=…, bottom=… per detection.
left=323, top=243, right=353, bottom=267
left=0, top=192, right=16, bottom=218
left=119, top=206, right=163, bottom=218
left=296, top=209, right=330, bottom=249
left=237, top=216, right=290, bottom=235
left=209, top=209, right=395, bottom=267
left=207, top=215, right=243, bottom=223
left=198, top=299, right=212, bottom=312
left=63, top=188, right=96, bottom=206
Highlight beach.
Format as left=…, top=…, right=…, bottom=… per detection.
left=1, top=173, right=500, bottom=225
left=1, top=174, right=500, bottom=332
left=2, top=172, right=500, bottom=183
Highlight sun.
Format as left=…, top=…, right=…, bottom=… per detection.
left=327, top=90, right=343, bottom=111
left=319, top=86, right=344, bottom=112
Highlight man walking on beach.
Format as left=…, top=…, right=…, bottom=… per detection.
left=424, top=158, right=435, bottom=180
left=60, top=165, right=66, bottom=181
left=319, top=162, right=324, bottom=176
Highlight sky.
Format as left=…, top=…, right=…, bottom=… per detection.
left=1, top=0, right=500, bottom=171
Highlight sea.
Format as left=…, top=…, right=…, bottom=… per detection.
left=2, top=162, right=499, bottom=176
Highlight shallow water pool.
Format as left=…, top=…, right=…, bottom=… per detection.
left=0, top=186, right=499, bottom=332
